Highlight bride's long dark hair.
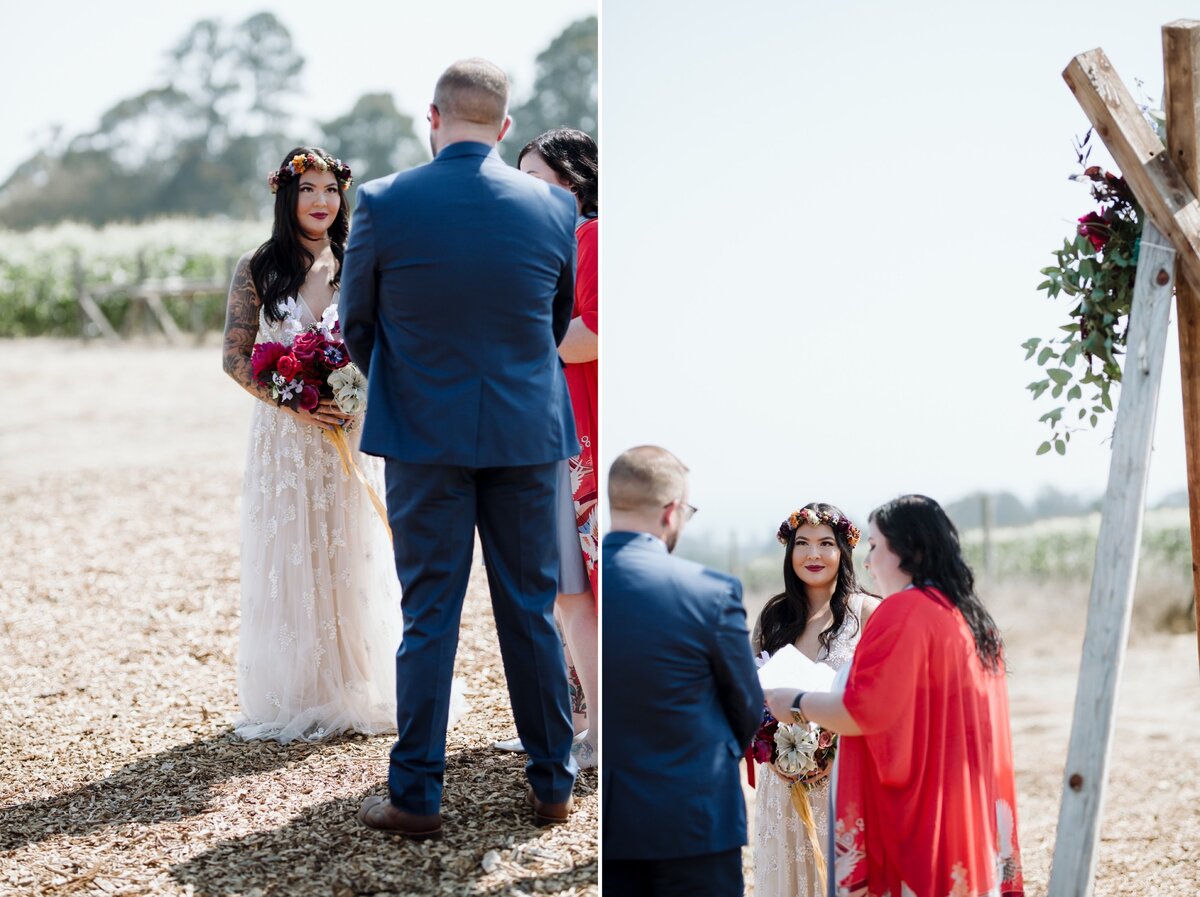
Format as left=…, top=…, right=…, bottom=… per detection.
left=869, top=494, right=1006, bottom=673
left=250, top=145, right=350, bottom=323
left=754, top=502, right=866, bottom=657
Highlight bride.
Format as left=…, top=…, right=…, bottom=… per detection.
left=751, top=503, right=878, bottom=897
left=221, top=145, right=464, bottom=743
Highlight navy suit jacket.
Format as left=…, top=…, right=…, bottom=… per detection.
left=339, top=141, right=578, bottom=467
left=602, top=531, right=764, bottom=861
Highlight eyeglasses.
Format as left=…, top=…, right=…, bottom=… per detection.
left=426, top=104, right=438, bottom=123
left=664, top=499, right=698, bottom=521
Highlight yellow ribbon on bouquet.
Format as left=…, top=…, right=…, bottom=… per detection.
left=788, top=780, right=827, bottom=893
left=323, top=427, right=392, bottom=539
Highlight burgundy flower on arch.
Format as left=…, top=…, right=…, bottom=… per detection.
left=1077, top=211, right=1109, bottom=252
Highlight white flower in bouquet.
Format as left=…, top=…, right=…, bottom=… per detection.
left=320, top=303, right=339, bottom=336
left=329, top=363, right=367, bottom=415
left=774, top=722, right=820, bottom=777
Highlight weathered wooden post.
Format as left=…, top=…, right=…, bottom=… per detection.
left=73, top=249, right=119, bottom=343
left=1162, top=20, right=1200, bottom=668
left=1046, top=218, right=1175, bottom=896
left=72, top=249, right=85, bottom=338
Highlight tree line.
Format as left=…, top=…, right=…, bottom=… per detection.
left=0, top=12, right=596, bottom=230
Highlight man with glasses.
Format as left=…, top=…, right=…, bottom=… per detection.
left=602, top=445, right=763, bottom=896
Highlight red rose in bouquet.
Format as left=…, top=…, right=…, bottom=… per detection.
left=291, top=329, right=326, bottom=374
left=276, top=353, right=303, bottom=382
left=298, top=383, right=320, bottom=412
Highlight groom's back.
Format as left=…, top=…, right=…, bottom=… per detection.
left=602, top=532, right=762, bottom=862
left=346, top=142, right=578, bottom=467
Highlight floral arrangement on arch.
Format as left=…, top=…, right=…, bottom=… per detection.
left=1023, top=106, right=1165, bottom=456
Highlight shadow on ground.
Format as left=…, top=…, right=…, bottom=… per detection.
left=0, top=730, right=324, bottom=852
left=167, top=747, right=598, bottom=896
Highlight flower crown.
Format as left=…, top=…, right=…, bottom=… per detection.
left=777, top=507, right=861, bottom=548
left=267, top=152, right=353, bottom=194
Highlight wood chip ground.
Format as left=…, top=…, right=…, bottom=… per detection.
left=1, top=339, right=597, bottom=897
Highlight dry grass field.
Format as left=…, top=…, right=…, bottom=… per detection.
left=1, top=339, right=597, bottom=897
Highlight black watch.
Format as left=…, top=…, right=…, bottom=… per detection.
left=789, top=690, right=808, bottom=724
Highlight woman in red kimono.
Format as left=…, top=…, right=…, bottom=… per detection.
left=518, top=129, right=599, bottom=768
left=766, top=494, right=1023, bottom=897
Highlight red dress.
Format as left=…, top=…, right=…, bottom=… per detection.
left=564, top=217, right=598, bottom=599
left=836, top=587, right=1024, bottom=897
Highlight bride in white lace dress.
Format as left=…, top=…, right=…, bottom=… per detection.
left=752, top=503, right=879, bottom=897
left=222, top=146, right=464, bottom=743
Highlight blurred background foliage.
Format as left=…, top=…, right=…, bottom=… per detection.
left=0, top=11, right=596, bottom=230
left=0, top=11, right=596, bottom=338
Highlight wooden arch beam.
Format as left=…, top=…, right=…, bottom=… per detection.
left=1064, top=47, right=1200, bottom=289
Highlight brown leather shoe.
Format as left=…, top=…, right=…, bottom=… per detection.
left=357, top=795, right=443, bottom=840
left=527, top=788, right=573, bottom=827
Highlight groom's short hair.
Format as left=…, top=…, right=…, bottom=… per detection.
left=609, top=446, right=690, bottom=511
left=434, top=58, right=509, bottom=127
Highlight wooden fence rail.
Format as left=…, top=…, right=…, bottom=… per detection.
left=75, top=251, right=236, bottom=344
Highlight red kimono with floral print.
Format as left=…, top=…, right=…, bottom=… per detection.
left=835, top=587, right=1024, bottom=897
left=564, top=217, right=598, bottom=599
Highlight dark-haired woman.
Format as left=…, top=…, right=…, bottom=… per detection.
left=222, top=147, right=465, bottom=743
left=752, top=504, right=878, bottom=897
left=765, top=495, right=1024, bottom=897
left=517, top=129, right=599, bottom=767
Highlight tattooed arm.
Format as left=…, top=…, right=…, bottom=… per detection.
left=222, top=252, right=354, bottom=431
left=222, top=253, right=273, bottom=402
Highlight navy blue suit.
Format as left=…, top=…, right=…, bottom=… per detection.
left=340, top=141, right=579, bottom=814
left=602, top=531, right=763, bottom=890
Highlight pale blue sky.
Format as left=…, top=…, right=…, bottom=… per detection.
left=6, top=0, right=596, bottom=185
left=602, top=0, right=1193, bottom=539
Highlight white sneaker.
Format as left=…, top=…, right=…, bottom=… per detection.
left=571, top=736, right=598, bottom=770
left=492, top=730, right=589, bottom=754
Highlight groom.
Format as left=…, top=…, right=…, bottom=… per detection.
left=340, top=58, right=580, bottom=838
left=603, top=446, right=763, bottom=894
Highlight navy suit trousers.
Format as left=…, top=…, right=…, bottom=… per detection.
left=602, top=848, right=744, bottom=897
left=383, top=459, right=576, bottom=813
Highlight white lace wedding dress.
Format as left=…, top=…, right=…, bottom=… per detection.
left=235, top=293, right=465, bottom=743
left=754, top=592, right=867, bottom=897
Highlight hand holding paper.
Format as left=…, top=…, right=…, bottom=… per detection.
left=757, top=644, right=837, bottom=693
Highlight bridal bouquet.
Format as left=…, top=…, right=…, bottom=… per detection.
left=250, top=324, right=365, bottom=418
left=751, top=707, right=838, bottom=891
left=250, top=320, right=387, bottom=534
left=750, top=707, right=838, bottom=788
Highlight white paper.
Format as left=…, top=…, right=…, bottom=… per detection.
left=756, top=643, right=837, bottom=692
